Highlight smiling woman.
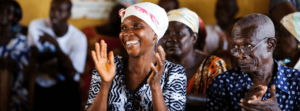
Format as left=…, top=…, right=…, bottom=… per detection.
left=85, top=2, right=187, bottom=111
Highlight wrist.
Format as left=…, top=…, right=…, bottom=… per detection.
left=150, top=83, right=161, bottom=91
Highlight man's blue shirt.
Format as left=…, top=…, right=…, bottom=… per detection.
left=207, top=60, right=300, bottom=111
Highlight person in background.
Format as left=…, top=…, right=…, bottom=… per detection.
left=270, top=0, right=299, bottom=25
left=204, top=0, right=239, bottom=69
left=160, top=8, right=226, bottom=110
left=158, top=0, right=179, bottom=12
left=207, top=13, right=300, bottom=111
left=27, top=0, right=87, bottom=110
left=80, top=3, right=128, bottom=109
left=0, top=1, right=30, bottom=111
left=276, top=12, right=300, bottom=70
left=85, top=2, right=187, bottom=111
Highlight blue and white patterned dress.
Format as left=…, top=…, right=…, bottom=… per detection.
left=85, top=56, right=187, bottom=111
left=207, top=60, right=300, bottom=111
left=0, top=34, right=30, bottom=111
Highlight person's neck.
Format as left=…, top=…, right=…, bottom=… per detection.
left=167, top=50, right=197, bottom=70
left=0, top=25, right=15, bottom=45
left=127, top=49, right=157, bottom=76
left=52, top=23, right=68, bottom=37
left=250, top=58, right=275, bottom=86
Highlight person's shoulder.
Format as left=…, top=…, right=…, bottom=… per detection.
left=28, top=18, right=46, bottom=28
left=164, top=60, right=186, bottom=74
left=69, top=24, right=86, bottom=38
left=213, top=68, right=241, bottom=82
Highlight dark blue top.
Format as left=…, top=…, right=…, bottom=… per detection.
left=207, top=60, right=300, bottom=111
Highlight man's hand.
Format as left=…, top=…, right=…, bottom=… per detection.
left=240, top=85, right=281, bottom=111
left=39, top=32, right=59, bottom=46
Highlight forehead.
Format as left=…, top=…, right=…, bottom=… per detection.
left=51, top=0, right=70, bottom=9
left=1, top=2, right=14, bottom=10
left=232, top=25, right=260, bottom=42
left=168, top=21, right=188, bottom=30
left=122, top=15, right=145, bottom=24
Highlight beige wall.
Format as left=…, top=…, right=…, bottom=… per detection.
left=17, top=0, right=270, bottom=30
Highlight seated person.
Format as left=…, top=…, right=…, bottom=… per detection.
left=160, top=8, right=226, bottom=108
left=158, top=0, right=179, bottom=12
left=85, top=2, right=186, bottom=111
left=204, top=0, right=239, bottom=69
left=0, top=1, right=30, bottom=110
left=82, top=2, right=127, bottom=80
left=27, top=0, right=87, bottom=110
left=276, top=12, right=300, bottom=70
left=207, top=13, right=300, bottom=111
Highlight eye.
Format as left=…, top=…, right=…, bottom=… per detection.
left=233, top=45, right=238, bottom=49
left=175, top=31, right=181, bottom=35
left=247, top=44, right=252, bottom=48
left=133, top=23, right=142, bottom=29
left=121, top=26, right=126, bottom=31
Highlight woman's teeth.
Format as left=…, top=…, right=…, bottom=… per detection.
left=126, top=40, right=139, bottom=47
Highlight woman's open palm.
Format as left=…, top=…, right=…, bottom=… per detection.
left=91, top=40, right=116, bottom=83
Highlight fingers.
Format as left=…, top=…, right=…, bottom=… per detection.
left=100, top=40, right=106, bottom=58
left=157, top=46, right=165, bottom=61
left=150, top=63, right=158, bottom=74
left=270, top=85, right=276, bottom=99
left=95, top=42, right=101, bottom=60
left=91, top=51, right=98, bottom=64
left=155, top=53, right=163, bottom=70
left=108, top=51, right=115, bottom=65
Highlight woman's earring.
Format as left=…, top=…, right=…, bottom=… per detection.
left=297, top=43, right=300, bottom=49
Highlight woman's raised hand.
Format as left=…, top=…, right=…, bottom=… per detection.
left=91, top=40, right=116, bottom=83
left=149, top=46, right=166, bottom=89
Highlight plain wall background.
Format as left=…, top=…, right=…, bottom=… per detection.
left=16, top=0, right=270, bottom=30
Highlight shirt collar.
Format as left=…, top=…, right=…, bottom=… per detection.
left=233, top=60, right=290, bottom=94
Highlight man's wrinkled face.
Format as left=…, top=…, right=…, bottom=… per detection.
left=231, top=25, right=270, bottom=73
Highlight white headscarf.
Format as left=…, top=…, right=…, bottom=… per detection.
left=119, top=2, right=169, bottom=41
left=167, top=8, right=199, bottom=33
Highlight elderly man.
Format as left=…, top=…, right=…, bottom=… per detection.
left=206, top=13, right=300, bottom=111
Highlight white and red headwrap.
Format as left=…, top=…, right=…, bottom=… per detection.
left=119, top=2, right=169, bottom=41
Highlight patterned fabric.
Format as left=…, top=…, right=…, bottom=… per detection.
left=280, top=12, right=300, bottom=71
left=0, top=34, right=30, bottom=111
left=119, top=2, right=169, bottom=41
left=168, top=8, right=199, bottom=33
left=186, top=56, right=226, bottom=93
left=270, top=0, right=300, bottom=11
left=207, top=60, right=300, bottom=111
left=85, top=56, right=187, bottom=111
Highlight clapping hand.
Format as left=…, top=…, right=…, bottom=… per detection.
left=148, top=46, right=165, bottom=88
left=240, top=85, right=281, bottom=111
left=91, top=40, right=116, bottom=83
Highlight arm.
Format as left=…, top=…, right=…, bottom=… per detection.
left=85, top=40, right=116, bottom=111
left=149, top=46, right=168, bottom=111
left=206, top=75, right=227, bottom=111
left=186, top=93, right=206, bottom=106
left=39, top=33, right=76, bottom=79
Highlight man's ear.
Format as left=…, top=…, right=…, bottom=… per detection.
left=267, top=38, right=277, bottom=52
left=192, top=33, right=198, bottom=44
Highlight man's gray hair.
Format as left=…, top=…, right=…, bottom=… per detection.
left=232, top=13, right=275, bottom=39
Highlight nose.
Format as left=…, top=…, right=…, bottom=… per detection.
left=236, top=50, right=247, bottom=60
left=167, top=34, right=177, bottom=42
left=122, top=29, right=134, bottom=38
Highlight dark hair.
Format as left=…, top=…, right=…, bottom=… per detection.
left=173, top=0, right=179, bottom=9
left=0, top=0, right=22, bottom=25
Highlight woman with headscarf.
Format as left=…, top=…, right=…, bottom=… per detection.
left=85, top=2, right=187, bottom=111
left=276, top=12, right=300, bottom=70
left=160, top=8, right=226, bottom=105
